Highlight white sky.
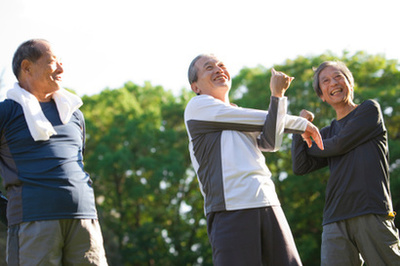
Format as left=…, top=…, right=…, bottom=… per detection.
left=0, top=0, right=399, bottom=98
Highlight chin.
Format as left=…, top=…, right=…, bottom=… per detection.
left=47, top=85, right=62, bottom=94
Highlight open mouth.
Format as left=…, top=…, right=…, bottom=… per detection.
left=214, top=74, right=228, bottom=81
left=330, top=88, right=342, bottom=96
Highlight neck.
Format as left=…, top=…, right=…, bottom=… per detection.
left=335, top=101, right=357, bottom=120
left=19, top=81, right=54, bottom=102
left=219, top=94, right=230, bottom=104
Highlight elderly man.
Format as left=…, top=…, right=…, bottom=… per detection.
left=291, top=61, right=400, bottom=265
left=184, top=54, right=323, bottom=265
left=0, top=39, right=107, bottom=265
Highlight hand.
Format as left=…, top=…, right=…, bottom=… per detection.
left=270, top=68, right=294, bottom=97
left=301, top=121, right=324, bottom=150
left=300, top=109, right=315, bottom=122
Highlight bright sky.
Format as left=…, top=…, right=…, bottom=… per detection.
left=0, top=0, right=399, bottom=98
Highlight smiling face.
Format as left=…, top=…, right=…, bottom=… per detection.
left=190, top=55, right=231, bottom=102
left=318, top=65, right=354, bottom=106
left=20, top=40, right=64, bottom=101
left=29, top=41, right=64, bottom=94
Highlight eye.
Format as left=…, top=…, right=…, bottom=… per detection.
left=334, top=74, right=344, bottom=80
left=206, top=66, right=213, bottom=70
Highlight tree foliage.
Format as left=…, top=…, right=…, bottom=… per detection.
left=1, top=52, right=399, bottom=265
left=80, top=83, right=212, bottom=265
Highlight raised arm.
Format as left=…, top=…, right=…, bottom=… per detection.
left=269, top=69, right=323, bottom=150
left=291, top=133, right=328, bottom=175
left=291, top=109, right=327, bottom=175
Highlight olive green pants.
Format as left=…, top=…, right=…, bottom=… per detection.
left=7, top=219, right=108, bottom=266
left=321, top=214, right=400, bottom=266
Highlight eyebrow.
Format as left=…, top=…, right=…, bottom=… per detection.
left=203, top=59, right=225, bottom=69
left=320, top=70, right=342, bottom=79
left=202, top=61, right=213, bottom=68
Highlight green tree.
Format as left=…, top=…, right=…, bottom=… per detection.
left=81, top=82, right=212, bottom=265
left=1, top=51, right=399, bottom=266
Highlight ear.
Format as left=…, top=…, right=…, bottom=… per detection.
left=20, top=59, right=32, bottom=75
left=191, top=82, right=200, bottom=95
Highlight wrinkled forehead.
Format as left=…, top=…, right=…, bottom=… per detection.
left=196, top=55, right=221, bottom=68
left=319, top=65, right=342, bottom=79
left=39, top=40, right=62, bottom=57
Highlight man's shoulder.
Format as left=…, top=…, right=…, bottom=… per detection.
left=355, top=99, right=382, bottom=116
left=185, top=95, right=217, bottom=115
left=0, top=98, right=19, bottom=107
left=0, top=99, right=21, bottom=115
left=361, top=99, right=380, bottom=109
left=187, top=95, right=214, bottom=104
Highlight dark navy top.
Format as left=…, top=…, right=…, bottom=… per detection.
left=292, top=100, right=392, bottom=225
left=0, top=99, right=97, bottom=226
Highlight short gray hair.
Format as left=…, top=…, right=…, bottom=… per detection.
left=188, top=54, right=215, bottom=85
left=12, top=39, right=48, bottom=80
left=313, top=61, right=354, bottom=98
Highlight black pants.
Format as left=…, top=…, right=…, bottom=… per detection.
left=207, top=206, right=302, bottom=266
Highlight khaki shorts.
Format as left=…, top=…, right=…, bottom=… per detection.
left=7, top=219, right=108, bottom=266
left=321, top=214, right=400, bottom=266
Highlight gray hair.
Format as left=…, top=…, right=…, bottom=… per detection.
left=12, top=39, right=48, bottom=80
left=313, top=61, right=354, bottom=98
left=188, top=54, right=216, bottom=85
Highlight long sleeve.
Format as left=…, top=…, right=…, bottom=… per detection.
left=185, top=95, right=307, bottom=152
left=307, top=100, right=385, bottom=158
left=291, top=133, right=328, bottom=175
left=0, top=102, right=9, bottom=226
left=0, top=191, right=7, bottom=226
left=184, top=94, right=307, bottom=214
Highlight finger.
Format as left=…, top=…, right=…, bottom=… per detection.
left=271, top=68, right=277, bottom=76
left=304, top=137, right=312, bottom=148
left=312, top=131, right=324, bottom=150
left=301, top=132, right=311, bottom=148
left=301, top=110, right=314, bottom=122
left=308, top=111, right=315, bottom=122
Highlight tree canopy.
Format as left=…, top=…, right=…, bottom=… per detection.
left=0, top=51, right=399, bottom=266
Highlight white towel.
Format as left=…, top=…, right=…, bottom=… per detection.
left=7, top=83, right=83, bottom=141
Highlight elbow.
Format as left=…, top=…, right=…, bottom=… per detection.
left=259, top=146, right=279, bottom=153
left=292, top=169, right=304, bottom=176
left=258, top=138, right=280, bottom=152
left=292, top=164, right=308, bottom=176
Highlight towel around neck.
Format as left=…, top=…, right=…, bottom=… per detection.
left=6, top=83, right=83, bottom=141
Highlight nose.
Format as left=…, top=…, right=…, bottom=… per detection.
left=329, top=77, right=339, bottom=87
left=57, top=61, right=64, bottom=73
left=215, top=65, right=224, bottom=73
